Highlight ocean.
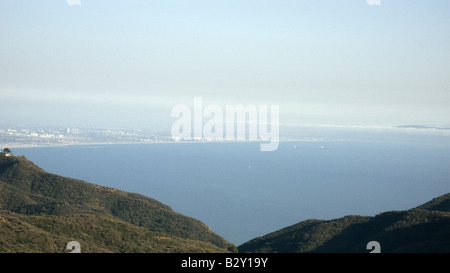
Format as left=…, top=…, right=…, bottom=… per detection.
left=13, top=139, right=450, bottom=245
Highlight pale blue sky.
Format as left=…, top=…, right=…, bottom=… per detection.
left=1, top=0, right=449, bottom=128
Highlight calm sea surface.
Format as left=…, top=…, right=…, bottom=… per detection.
left=14, top=140, right=450, bottom=245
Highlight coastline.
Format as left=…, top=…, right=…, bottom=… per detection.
left=4, top=139, right=272, bottom=149
left=3, top=124, right=450, bottom=150
left=4, top=138, right=323, bottom=150
left=4, top=130, right=450, bottom=150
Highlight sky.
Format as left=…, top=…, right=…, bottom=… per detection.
left=1, top=0, right=449, bottom=129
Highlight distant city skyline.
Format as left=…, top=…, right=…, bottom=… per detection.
left=1, top=0, right=449, bottom=129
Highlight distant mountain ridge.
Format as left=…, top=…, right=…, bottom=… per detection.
left=239, top=193, right=450, bottom=253
left=397, top=124, right=450, bottom=130
left=0, top=154, right=234, bottom=253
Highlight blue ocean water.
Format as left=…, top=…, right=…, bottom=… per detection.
left=13, top=140, right=450, bottom=245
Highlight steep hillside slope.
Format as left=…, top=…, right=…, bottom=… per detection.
left=0, top=154, right=233, bottom=252
left=239, top=193, right=450, bottom=253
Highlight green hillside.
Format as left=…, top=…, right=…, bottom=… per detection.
left=0, top=154, right=234, bottom=253
left=0, top=211, right=228, bottom=253
left=3, top=152, right=448, bottom=253
left=239, top=193, right=450, bottom=253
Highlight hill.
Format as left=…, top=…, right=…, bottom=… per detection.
left=239, top=193, right=450, bottom=253
left=0, top=154, right=234, bottom=253
left=0, top=211, right=228, bottom=253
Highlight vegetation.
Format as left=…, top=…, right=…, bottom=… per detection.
left=0, top=155, right=234, bottom=253
left=239, top=193, right=450, bottom=253
left=0, top=211, right=227, bottom=253
left=2, top=153, right=448, bottom=253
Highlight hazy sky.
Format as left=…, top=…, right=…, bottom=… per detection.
left=1, top=0, right=449, bottom=128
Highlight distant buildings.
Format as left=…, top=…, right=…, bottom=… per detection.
left=1, top=148, right=12, bottom=156
left=0, top=126, right=174, bottom=147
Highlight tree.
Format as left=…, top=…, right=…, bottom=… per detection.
left=3, top=148, right=11, bottom=154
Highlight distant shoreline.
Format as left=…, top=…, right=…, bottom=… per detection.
left=4, top=129, right=450, bottom=150
left=3, top=124, right=450, bottom=150
left=4, top=138, right=332, bottom=150
left=4, top=140, right=271, bottom=149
